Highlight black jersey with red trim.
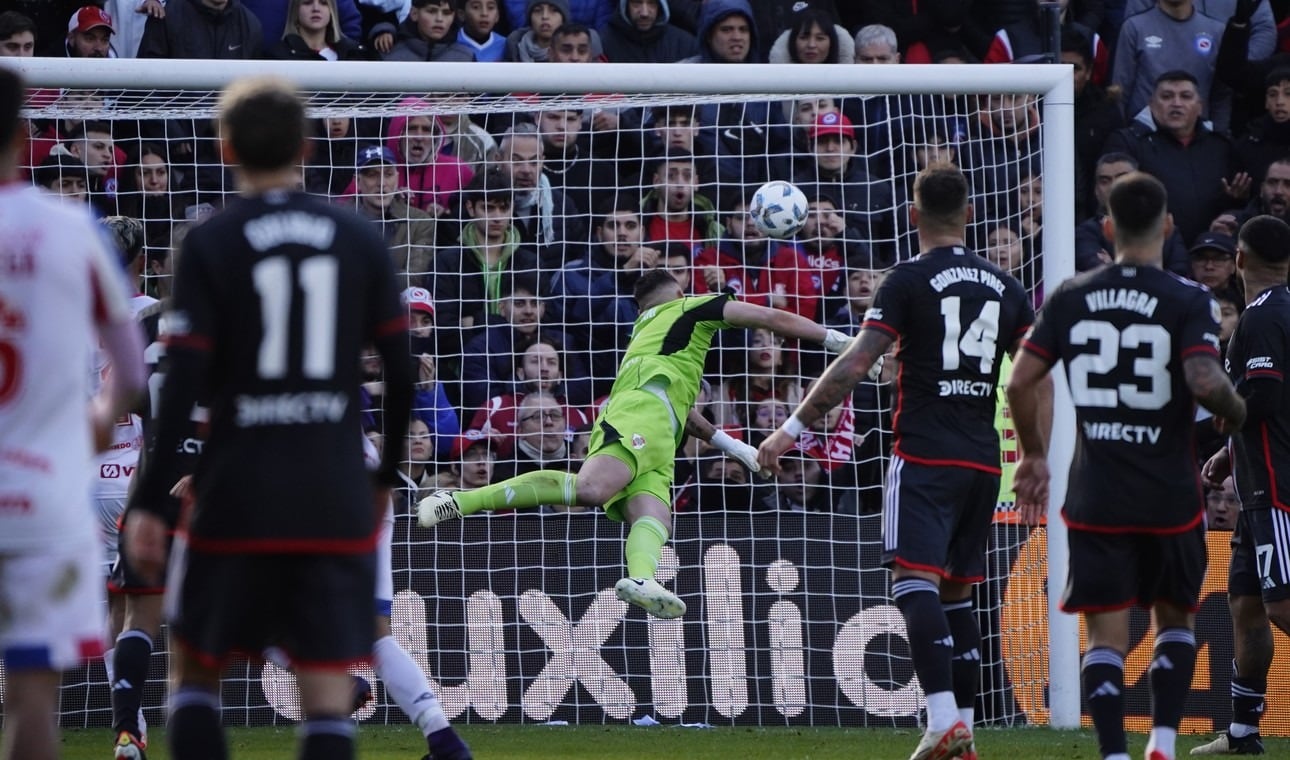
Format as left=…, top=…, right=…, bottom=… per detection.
left=861, top=245, right=1033, bottom=472
left=130, top=190, right=413, bottom=554
left=1022, top=264, right=1221, bottom=532
left=1226, top=285, right=1290, bottom=512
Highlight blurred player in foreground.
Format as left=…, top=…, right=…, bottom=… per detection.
left=124, top=76, right=413, bottom=760
left=0, top=66, right=146, bottom=760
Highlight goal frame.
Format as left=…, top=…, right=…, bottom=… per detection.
left=8, top=57, right=1079, bottom=729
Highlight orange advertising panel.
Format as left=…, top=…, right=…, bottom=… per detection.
left=1002, top=528, right=1290, bottom=735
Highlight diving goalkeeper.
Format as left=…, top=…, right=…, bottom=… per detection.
left=418, top=268, right=852, bottom=619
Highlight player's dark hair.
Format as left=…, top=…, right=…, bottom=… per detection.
left=1155, top=69, right=1199, bottom=91
left=632, top=267, right=679, bottom=307
left=912, top=163, right=970, bottom=228
left=0, top=11, right=36, bottom=42
left=0, top=67, right=24, bottom=148
left=218, top=77, right=308, bottom=172
left=1238, top=214, right=1290, bottom=267
left=1106, top=171, right=1168, bottom=243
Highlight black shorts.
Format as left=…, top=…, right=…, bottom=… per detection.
left=881, top=455, right=1000, bottom=583
left=108, top=523, right=171, bottom=596
left=1061, top=524, right=1207, bottom=613
left=167, top=540, right=375, bottom=669
left=1228, top=507, right=1290, bottom=603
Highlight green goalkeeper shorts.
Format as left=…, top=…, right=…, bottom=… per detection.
left=586, top=389, right=678, bottom=522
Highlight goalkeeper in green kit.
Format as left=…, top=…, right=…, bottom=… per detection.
left=419, top=268, right=855, bottom=619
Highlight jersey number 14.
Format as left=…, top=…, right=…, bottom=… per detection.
left=940, top=297, right=1000, bottom=373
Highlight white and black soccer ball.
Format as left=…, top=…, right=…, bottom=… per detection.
left=748, top=180, right=809, bottom=239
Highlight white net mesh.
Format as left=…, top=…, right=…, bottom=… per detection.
left=5, top=62, right=1067, bottom=730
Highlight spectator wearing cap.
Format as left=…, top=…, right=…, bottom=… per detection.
left=599, top=0, right=696, bottom=63
left=1101, top=70, right=1241, bottom=247
left=1230, top=68, right=1290, bottom=191
left=1231, top=156, right=1290, bottom=231
left=505, top=0, right=569, bottom=61
left=1074, top=152, right=1192, bottom=274
left=459, top=271, right=592, bottom=413
left=138, top=0, right=265, bottom=59
left=440, top=433, right=498, bottom=491
left=767, top=5, right=852, bottom=65
left=792, top=111, right=896, bottom=262
left=269, top=0, right=372, bottom=60
left=403, top=285, right=437, bottom=338
left=370, top=99, right=474, bottom=216
left=384, top=0, right=475, bottom=61
left=1112, top=0, right=1231, bottom=132
left=345, top=143, right=437, bottom=280
left=65, top=6, right=115, bottom=57
left=1188, top=230, right=1238, bottom=290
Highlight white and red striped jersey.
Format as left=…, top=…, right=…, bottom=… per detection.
left=0, top=185, right=135, bottom=550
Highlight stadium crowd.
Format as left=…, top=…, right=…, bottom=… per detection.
left=0, top=0, right=1268, bottom=517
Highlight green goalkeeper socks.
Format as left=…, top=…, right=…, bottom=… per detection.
left=454, top=470, right=577, bottom=515
left=625, top=516, right=669, bottom=579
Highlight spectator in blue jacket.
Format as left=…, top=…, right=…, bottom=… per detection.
left=457, top=0, right=506, bottom=59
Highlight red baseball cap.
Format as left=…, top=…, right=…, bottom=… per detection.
left=401, top=286, right=435, bottom=316
left=808, top=112, right=855, bottom=141
left=68, top=6, right=114, bottom=35
left=452, top=430, right=497, bottom=459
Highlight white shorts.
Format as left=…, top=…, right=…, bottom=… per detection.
left=375, top=504, right=393, bottom=617
left=0, top=537, right=106, bottom=671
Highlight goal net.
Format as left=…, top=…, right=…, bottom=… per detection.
left=1, top=58, right=1115, bottom=732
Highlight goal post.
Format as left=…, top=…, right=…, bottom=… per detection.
left=6, top=57, right=1080, bottom=730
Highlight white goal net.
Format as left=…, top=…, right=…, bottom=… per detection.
left=3, top=58, right=1085, bottom=731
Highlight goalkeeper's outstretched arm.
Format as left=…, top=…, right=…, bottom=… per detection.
left=721, top=299, right=850, bottom=353
left=685, top=409, right=761, bottom=474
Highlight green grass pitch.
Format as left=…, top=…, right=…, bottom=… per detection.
left=63, top=725, right=1290, bottom=759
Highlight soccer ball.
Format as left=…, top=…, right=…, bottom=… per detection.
left=748, top=180, right=809, bottom=239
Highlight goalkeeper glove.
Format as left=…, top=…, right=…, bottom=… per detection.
left=710, top=429, right=761, bottom=474
left=868, top=354, right=887, bottom=382
left=822, top=328, right=853, bottom=354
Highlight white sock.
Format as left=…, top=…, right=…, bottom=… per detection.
left=372, top=635, right=449, bottom=735
left=1229, top=723, right=1259, bottom=738
left=925, top=690, right=958, bottom=732
left=958, top=707, right=974, bottom=731
left=1148, top=726, right=1177, bottom=759
left=104, top=647, right=115, bottom=685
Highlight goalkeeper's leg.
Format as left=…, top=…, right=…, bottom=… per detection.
left=420, top=455, right=632, bottom=527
